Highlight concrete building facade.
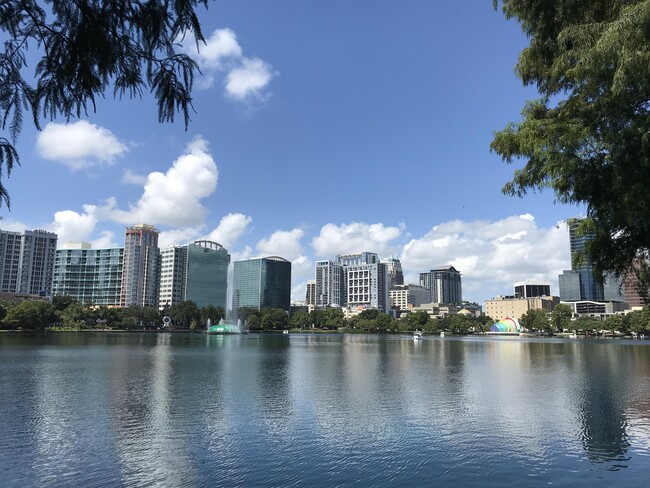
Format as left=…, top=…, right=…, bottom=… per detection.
left=419, top=266, right=462, bottom=304
left=53, top=243, right=123, bottom=306
left=0, top=228, right=58, bottom=296
left=158, top=240, right=230, bottom=310
left=120, top=224, right=160, bottom=308
left=484, top=295, right=560, bottom=322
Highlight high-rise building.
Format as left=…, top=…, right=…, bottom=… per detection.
left=0, top=228, right=58, bottom=296
left=305, top=280, right=316, bottom=306
left=514, top=281, right=551, bottom=298
left=341, top=252, right=388, bottom=312
left=419, top=266, right=462, bottom=304
left=120, top=224, right=160, bottom=308
left=382, top=256, right=404, bottom=289
left=53, top=243, right=123, bottom=305
left=315, top=260, right=344, bottom=307
left=233, top=256, right=291, bottom=311
left=158, top=240, right=230, bottom=310
left=558, top=219, right=624, bottom=303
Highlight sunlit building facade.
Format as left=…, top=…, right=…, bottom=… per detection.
left=120, top=224, right=160, bottom=308
left=0, top=228, right=58, bottom=296
left=53, top=243, right=123, bottom=305
left=233, top=256, right=291, bottom=311
left=159, top=240, right=230, bottom=310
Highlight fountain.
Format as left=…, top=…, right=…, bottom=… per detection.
left=206, top=263, right=246, bottom=334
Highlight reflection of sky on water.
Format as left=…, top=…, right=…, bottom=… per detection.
left=2, top=333, right=650, bottom=486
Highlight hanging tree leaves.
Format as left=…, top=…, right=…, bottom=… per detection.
left=491, top=0, right=650, bottom=284
left=0, top=0, right=209, bottom=207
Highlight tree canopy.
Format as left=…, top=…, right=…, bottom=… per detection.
left=0, top=0, right=208, bottom=206
left=491, top=1, right=650, bottom=282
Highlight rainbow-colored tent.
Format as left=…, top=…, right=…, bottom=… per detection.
left=489, top=317, right=522, bottom=333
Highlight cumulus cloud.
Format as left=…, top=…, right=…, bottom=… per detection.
left=91, top=230, right=119, bottom=249
left=0, top=217, right=29, bottom=232
left=256, top=228, right=304, bottom=260
left=181, top=27, right=275, bottom=99
left=312, top=222, right=404, bottom=257
left=158, top=226, right=206, bottom=249
left=188, top=28, right=242, bottom=68
left=225, top=58, right=275, bottom=100
left=204, top=213, right=253, bottom=250
left=37, top=121, right=127, bottom=170
left=399, top=215, right=570, bottom=302
left=100, top=137, right=218, bottom=227
left=51, top=205, right=99, bottom=244
left=122, top=169, right=147, bottom=185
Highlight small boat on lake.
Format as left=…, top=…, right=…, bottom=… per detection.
left=413, top=331, right=423, bottom=340
left=440, top=331, right=445, bottom=338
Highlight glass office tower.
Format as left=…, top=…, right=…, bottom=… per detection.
left=233, top=256, right=291, bottom=311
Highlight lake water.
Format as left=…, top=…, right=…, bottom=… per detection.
left=1, top=332, right=649, bottom=487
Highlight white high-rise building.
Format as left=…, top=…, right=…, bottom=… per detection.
left=0, top=228, right=58, bottom=296
left=120, top=224, right=160, bottom=308
left=158, top=241, right=230, bottom=310
left=315, top=260, right=344, bottom=307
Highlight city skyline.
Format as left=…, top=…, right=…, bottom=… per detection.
left=0, top=1, right=582, bottom=304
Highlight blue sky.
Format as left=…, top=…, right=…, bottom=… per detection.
left=0, top=0, right=583, bottom=304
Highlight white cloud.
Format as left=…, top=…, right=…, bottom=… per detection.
left=399, top=215, right=570, bottom=302
left=122, top=169, right=147, bottom=185
left=90, top=230, right=118, bottom=249
left=181, top=27, right=275, bottom=99
left=256, top=228, right=304, bottom=260
left=100, top=137, right=218, bottom=227
left=158, top=226, right=206, bottom=249
left=189, top=28, right=242, bottom=68
left=312, top=222, right=404, bottom=257
left=204, top=213, right=253, bottom=250
left=51, top=205, right=99, bottom=244
left=37, top=121, right=127, bottom=170
left=225, top=58, right=275, bottom=100
left=0, top=217, right=29, bottom=232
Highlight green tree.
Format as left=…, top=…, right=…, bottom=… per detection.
left=261, top=308, right=289, bottom=330
left=290, top=310, right=310, bottom=329
left=520, top=309, right=550, bottom=331
left=200, top=305, right=224, bottom=327
left=52, top=294, right=77, bottom=312
left=400, top=310, right=431, bottom=332
left=5, top=300, right=57, bottom=329
left=0, top=0, right=209, bottom=206
left=492, top=1, right=650, bottom=283
left=58, top=301, right=89, bottom=329
left=169, top=301, right=199, bottom=329
left=550, top=304, right=573, bottom=333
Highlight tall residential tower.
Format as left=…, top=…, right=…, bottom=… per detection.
left=120, top=224, right=160, bottom=308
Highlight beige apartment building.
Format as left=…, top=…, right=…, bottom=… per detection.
left=484, top=295, right=559, bottom=322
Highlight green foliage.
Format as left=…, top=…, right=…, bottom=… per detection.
left=169, top=300, right=199, bottom=329
left=200, top=305, right=224, bottom=326
left=290, top=310, right=310, bottom=329
left=492, top=0, right=650, bottom=281
left=311, top=307, right=346, bottom=329
left=551, top=304, right=573, bottom=333
left=520, top=308, right=550, bottom=331
left=52, top=294, right=78, bottom=312
left=399, top=310, right=432, bottom=331
left=0, top=0, right=209, bottom=207
left=5, top=300, right=57, bottom=329
left=348, top=310, right=395, bottom=332
left=261, top=308, right=290, bottom=330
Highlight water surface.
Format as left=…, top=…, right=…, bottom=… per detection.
left=1, top=333, right=649, bottom=486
